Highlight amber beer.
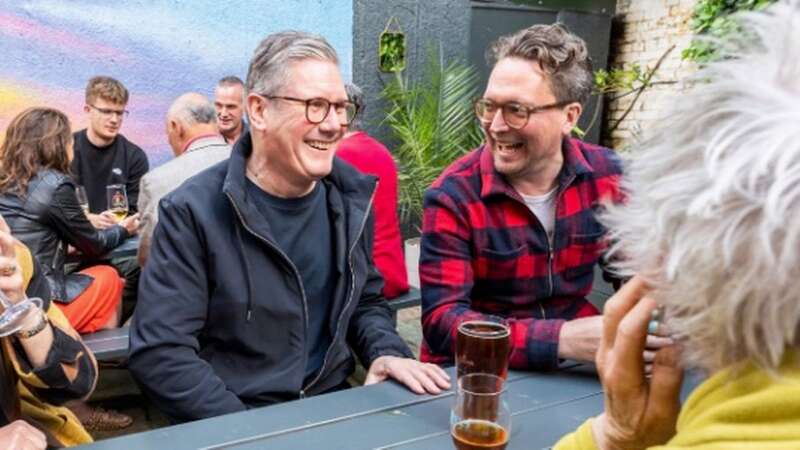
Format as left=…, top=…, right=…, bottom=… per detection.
left=456, top=320, right=511, bottom=379
left=451, top=419, right=509, bottom=450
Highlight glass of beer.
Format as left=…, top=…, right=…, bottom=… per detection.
left=75, top=185, right=90, bottom=215
left=456, top=319, right=511, bottom=380
left=106, top=184, right=129, bottom=222
left=451, top=373, right=510, bottom=450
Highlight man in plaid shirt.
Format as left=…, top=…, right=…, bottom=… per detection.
left=420, top=24, right=626, bottom=370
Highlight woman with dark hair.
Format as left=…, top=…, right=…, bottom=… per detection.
left=0, top=108, right=137, bottom=432
left=0, top=107, right=138, bottom=334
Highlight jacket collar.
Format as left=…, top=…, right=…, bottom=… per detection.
left=479, top=136, right=594, bottom=200
left=222, top=131, right=378, bottom=242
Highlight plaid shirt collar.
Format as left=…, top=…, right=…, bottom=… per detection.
left=479, top=137, right=595, bottom=200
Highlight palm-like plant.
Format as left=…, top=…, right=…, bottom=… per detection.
left=381, top=49, right=484, bottom=227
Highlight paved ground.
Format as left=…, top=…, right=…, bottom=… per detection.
left=87, top=306, right=424, bottom=442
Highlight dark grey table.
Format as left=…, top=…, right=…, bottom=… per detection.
left=78, top=365, right=605, bottom=450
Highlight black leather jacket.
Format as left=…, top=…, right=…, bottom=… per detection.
left=0, top=170, right=129, bottom=302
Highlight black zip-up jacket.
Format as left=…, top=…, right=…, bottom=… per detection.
left=0, top=170, right=129, bottom=302
left=129, top=133, right=414, bottom=422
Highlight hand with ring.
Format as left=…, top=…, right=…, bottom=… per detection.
left=0, top=215, right=25, bottom=303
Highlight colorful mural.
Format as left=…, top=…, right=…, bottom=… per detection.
left=1, top=0, right=353, bottom=166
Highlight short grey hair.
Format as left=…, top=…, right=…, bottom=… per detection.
left=167, top=93, right=216, bottom=126
left=246, top=31, right=339, bottom=97
left=487, top=23, right=593, bottom=105
left=345, top=83, right=364, bottom=130
left=602, top=1, right=800, bottom=374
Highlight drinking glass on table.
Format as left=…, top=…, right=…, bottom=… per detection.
left=106, top=184, right=129, bottom=222
left=451, top=373, right=511, bottom=450
left=75, top=185, right=90, bottom=215
left=456, top=319, right=511, bottom=380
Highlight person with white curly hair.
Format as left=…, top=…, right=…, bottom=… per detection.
left=555, top=1, right=800, bottom=449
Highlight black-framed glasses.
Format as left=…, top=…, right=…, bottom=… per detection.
left=473, top=98, right=573, bottom=130
left=259, top=95, right=359, bottom=125
left=88, top=104, right=129, bottom=118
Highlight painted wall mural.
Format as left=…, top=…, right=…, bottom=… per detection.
left=1, top=0, right=353, bottom=166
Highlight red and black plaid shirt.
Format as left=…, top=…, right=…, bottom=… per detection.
left=419, top=138, right=623, bottom=370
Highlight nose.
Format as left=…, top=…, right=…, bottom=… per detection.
left=488, top=108, right=509, bottom=133
left=318, top=104, right=344, bottom=133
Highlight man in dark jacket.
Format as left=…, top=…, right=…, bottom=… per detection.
left=129, top=31, right=450, bottom=423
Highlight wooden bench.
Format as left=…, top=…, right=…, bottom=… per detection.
left=387, top=286, right=422, bottom=324
left=83, top=326, right=130, bottom=361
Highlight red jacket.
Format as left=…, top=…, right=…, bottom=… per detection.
left=336, top=132, right=410, bottom=299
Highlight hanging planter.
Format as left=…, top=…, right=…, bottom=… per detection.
left=379, top=17, right=406, bottom=73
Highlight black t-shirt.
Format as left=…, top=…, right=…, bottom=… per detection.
left=70, top=129, right=149, bottom=214
left=245, top=179, right=336, bottom=381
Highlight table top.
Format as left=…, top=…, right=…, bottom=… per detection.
left=78, top=365, right=606, bottom=450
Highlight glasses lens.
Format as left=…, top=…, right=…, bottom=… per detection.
left=502, top=104, right=529, bottom=129
left=474, top=100, right=496, bottom=124
left=343, top=103, right=358, bottom=125
left=306, top=99, right=330, bottom=123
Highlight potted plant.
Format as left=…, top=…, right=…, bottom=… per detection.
left=380, top=48, right=483, bottom=284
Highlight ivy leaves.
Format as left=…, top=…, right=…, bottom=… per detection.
left=682, top=0, right=776, bottom=62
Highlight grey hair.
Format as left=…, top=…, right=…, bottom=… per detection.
left=345, top=83, right=364, bottom=130
left=602, top=1, right=800, bottom=374
left=246, top=31, right=338, bottom=97
left=487, top=23, right=593, bottom=105
left=167, top=93, right=216, bottom=126
left=217, top=75, right=244, bottom=87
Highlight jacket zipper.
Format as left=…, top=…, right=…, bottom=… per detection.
left=225, top=193, right=312, bottom=385
left=301, top=181, right=379, bottom=398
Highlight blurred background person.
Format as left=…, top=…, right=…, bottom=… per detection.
left=0, top=107, right=138, bottom=335
left=137, top=92, right=231, bottom=266
left=556, top=2, right=800, bottom=449
left=0, top=107, right=137, bottom=432
left=214, top=75, right=248, bottom=144
left=336, top=83, right=409, bottom=299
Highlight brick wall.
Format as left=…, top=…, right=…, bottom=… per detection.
left=604, top=0, right=698, bottom=150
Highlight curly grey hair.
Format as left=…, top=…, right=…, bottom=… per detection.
left=602, top=1, right=800, bottom=374
left=487, top=23, right=593, bottom=105
left=246, top=31, right=338, bottom=97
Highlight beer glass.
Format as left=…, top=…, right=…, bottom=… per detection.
left=75, top=186, right=89, bottom=215
left=451, top=373, right=510, bottom=450
left=0, top=287, right=42, bottom=338
left=106, top=184, right=129, bottom=222
left=456, top=319, right=511, bottom=380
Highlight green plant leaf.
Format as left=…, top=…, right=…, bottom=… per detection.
left=380, top=47, right=483, bottom=223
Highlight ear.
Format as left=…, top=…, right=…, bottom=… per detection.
left=246, top=94, right=268, bottom=131
left=168, top=118, right=181, bottom=137
left=562, top=102, right=583, bottom=136
left=83, top=104, right=91, bottom=113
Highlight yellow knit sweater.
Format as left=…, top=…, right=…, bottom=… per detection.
left=555, top=352, right=800, bottom=450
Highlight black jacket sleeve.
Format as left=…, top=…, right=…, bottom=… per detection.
left=346, top=211, right=414, bottom=368
left=44, top=182, right=129, bottom=258
left=128, top=196, right=246, bottom=422
left=126, top=145, right=149, bottom=213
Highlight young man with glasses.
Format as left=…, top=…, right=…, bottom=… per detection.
left=420, top=24, right=635, bottom=371
left=129, top=31, right=450, bottom=423
left=71, top=76, right=148, bottom=228
left=71, top=76, right=147, bottom=328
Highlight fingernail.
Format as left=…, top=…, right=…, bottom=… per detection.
left=647, top=319, right=659, bottom=335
